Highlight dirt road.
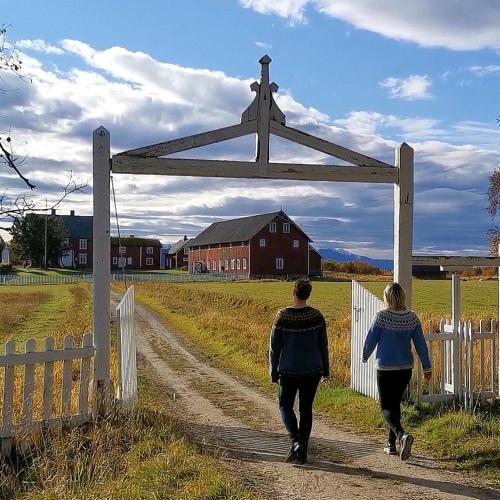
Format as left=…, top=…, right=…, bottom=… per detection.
left=132, top=299, right=497, bottom=499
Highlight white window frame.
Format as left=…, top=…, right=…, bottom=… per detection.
left=119, top=246, right=126, bottom=254
left=207, top=261, right=211, bottom=271
left=276, top=257, right=284, bottom=270
left=146, top=246, right=153, bottom=254
left=218, top=259, right=222, bottom=272
left=259, top=238, right=266, bottom=247
left=224, top=259, right=229, bottom=270
left=113, top=257, right=118, bottom=265
left=119, top=257, right=127, bottom=268
left=237, top=258, right=241, bottom=270
left=269, top=222, right=277, bottom=233
left=283, top=223, right=290, bottom=233
left=293, top=239, right=300, bottom=248
left=231, top=259, right=235, bottom=270
left=242, top=257, right=247, bottom=270
left=213, top=260, right=217, bottom=271
left=146, top=257, right=153, bottom=266
left=127, top=257, right=133, bottom=265
left=79, top=239, right=87, bottom=250
left=79, top=253, right=87, bottom=265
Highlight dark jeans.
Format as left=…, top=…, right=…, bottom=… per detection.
left=278, top=375, right=321, bottom=442
left=377, top=369, right=412, bottom=444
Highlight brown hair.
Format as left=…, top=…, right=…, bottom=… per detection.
left=294, top=278, right=312, bottom=300
left=383, top=282, right=406, bottom=311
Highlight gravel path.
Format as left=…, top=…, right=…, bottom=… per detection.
left=131, top=298, right=498, bottom=500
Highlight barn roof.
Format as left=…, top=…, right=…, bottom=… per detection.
left=111, top=236, right=162, bottom=247
left=169, top=238, right=192, bottom=255
left=59, top=214, right=93, bottom=239
left=189, top=211, right=311, bottom=247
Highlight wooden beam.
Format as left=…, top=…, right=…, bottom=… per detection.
left=118, top=121, right=257, bottom=158
left=412, top=256, right=500, bottom=267
left=111, top=156, right=399, bottom=183
left=256, top=55, right=271, bottom=166
left=270, top=121, right=393, bottom=168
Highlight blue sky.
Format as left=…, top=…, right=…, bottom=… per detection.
left=1, top=0, right=499, bottom=257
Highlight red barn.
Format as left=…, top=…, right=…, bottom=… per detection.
left=188, top=211, right=318, bottom=277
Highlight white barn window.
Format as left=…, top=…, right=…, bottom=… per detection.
left=283, top=223, right=290, bottom=233
left=276, top=257, right=284, bottom=270
left=259, top=238, right=266, bottom=247
left=242, top=258, right=247, bottom=270
left=146, top=258, right=153, bottom=266
left=79, top=253, right=87, bottom=265
left=269, top=222, right=277, bottom=233
left=79, top=239, right=87, bottom=250
left=293, top=240, right=299, bottom=248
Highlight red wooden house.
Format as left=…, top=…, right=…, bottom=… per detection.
left=111, top=236, right=161, bottom=270
left=188, top=211, right=321, bottom=277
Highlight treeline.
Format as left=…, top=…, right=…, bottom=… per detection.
left=323, top=260, right=386, bottom=275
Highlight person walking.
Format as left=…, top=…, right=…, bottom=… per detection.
left=269, top=278, right=329, bottom=465
left=362, top=282, right=432, bottom=461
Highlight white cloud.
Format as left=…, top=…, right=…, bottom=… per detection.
left=1, top=40, right=496, bottom=255
left=255, top=41, right=272, bottom=49
left=380, top=75, right=432, bottom=100
left=467, top=64, right=500, bottom=76
left=240, top=0, right=500, bottom=50
left=16, top=39, right=65, bottom=55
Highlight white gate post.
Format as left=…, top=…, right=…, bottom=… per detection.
left=394, top=143, right=414, bottom=307
left=93, top=126, right=111, bottom=413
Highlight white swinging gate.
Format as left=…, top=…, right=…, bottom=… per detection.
left=92, top=55, right=415, bottom=407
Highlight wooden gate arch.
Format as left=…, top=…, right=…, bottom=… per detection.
left=91, top=55, right=414, bottom=396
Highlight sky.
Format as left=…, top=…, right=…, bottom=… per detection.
left=1, top=0, right=499, bottom=258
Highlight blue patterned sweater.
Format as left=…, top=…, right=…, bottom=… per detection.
left=362, top=309, right=431, bottom=372
left=269, top=306, right=329, bottom=381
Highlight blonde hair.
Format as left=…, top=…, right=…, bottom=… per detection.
left=384, top=282, right=406, bottom=311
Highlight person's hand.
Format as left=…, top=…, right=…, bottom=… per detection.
left=424, top=371, right=432, bottom=382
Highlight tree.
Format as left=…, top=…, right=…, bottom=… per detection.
left=9, top=213, right=68, bottom=267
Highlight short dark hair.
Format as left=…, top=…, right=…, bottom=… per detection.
left=294, top=278, right=312, bottom=300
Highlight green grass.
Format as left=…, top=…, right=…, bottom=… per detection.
left=133, top=279, right=500, bottom=485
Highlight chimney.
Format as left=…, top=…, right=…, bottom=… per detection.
left=183, top=235, right=187, bottom=241
left=51, top=209, right=56, bottom=215
left=70, top=210, right=75, bottom=216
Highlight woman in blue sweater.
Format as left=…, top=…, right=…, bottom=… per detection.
left=362, top=282, right=431, bottom=460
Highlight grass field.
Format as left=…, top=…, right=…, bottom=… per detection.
left=0, top=285, right=256, bottom=499
left=132, top=278, right=500, bottom=484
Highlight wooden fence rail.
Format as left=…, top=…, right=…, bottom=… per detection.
left=0, top=334, right=95, bottom=454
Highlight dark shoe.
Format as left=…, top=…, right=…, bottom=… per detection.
left=296, top=439, right=308, bottom=465
left=285, top=441, right=300, bottom=463
left=400, top=433, right=414, bottom=461
left=383, top=442, right=397, bottom=455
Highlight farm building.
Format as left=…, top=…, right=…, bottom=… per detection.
left=58, top=210, right=93, bottom=269
left=188, top=210, right=321, bottom=277
left=111, top=236, right=162, bottom=270
left=167, top=236, right=192, bottom=269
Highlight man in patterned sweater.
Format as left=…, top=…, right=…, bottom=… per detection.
left=269, top=279, right=329, bottom=465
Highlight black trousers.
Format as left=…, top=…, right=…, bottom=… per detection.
left=278, top=375, right=321, bottom=442
left=377, top=369, right=412, bottom=444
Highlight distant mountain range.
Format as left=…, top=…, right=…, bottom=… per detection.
left=318, top=248, right=393, bottom=271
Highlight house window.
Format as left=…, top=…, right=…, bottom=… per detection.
left=224, top=259, right=229, bottom=271
left=127, top=257, right=132, bottom=265
left=276, top=257, right=284, bottom=270
left=242, top=258, right=247, bottom=270
left=259, top=238, right=266, bottom=247
left=283, top=223, right=290, bottom=233
left=113, top=257, right=118, bottom=265
left=293, top=240, right=300, bottom=248
left=231, top=259, right=235, bottom=270
left=79, top=239, right=87, bottom=250
left=119, top=246, right=126, bottom=254
left=146, top=247, right=153, bottom=254
left=237, top=259, right=241, bottom=270
left=119, top=257, right=126, bottom=268
left=207, top=261, right=211, bottom=271
left=79, top=253, right=87, bottom=265
left=146, top=258, right=153, bottom=266
left=213, top=260, right=217, bottom=272
left=269, top=222, right=277, bottom=233
left=219, top=259, right=222, bottom=272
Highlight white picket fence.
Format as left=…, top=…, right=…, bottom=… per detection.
left=350, top=280, right=499, bottom=410
left=116, top=286, right=137, bottom=409
left=0, top=334, right=95, bottom=454
left=350, top=280, right=384, bottom=399
left=416, top=319, right=498, bottom=410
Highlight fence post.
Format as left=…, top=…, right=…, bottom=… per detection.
left=92, top=126, right=111, bottom=415
left=394, top=143, right=414, bottom=308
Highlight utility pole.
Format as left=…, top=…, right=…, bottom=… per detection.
left=44, top=198, right=48, bottom=269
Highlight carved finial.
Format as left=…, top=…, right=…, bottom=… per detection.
left=270, top=82, right=279, bottom=93
left=259, top=55, right=272, bottom=65
left=250, top=81, right=260, bottom=92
